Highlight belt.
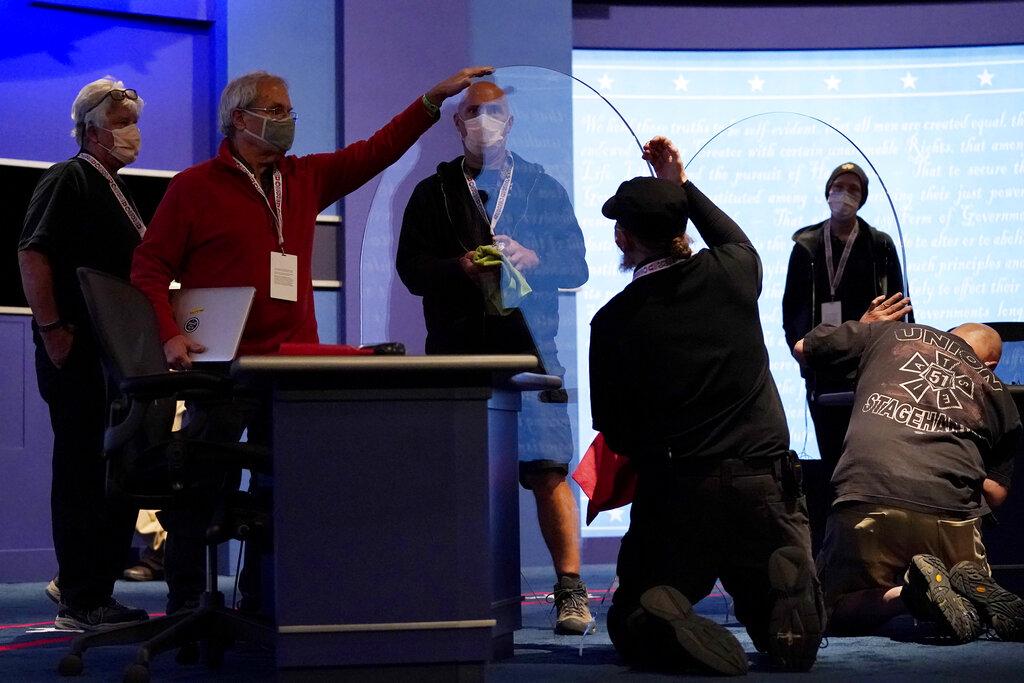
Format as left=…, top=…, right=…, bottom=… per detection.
left=670, top=455, right=782, bottom=479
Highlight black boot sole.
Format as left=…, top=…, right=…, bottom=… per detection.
left=768, top=546, right=824, bottom=672
left=906, top=554, right=981, bottom=643
left=950, top=561, right=1024, bottom=641
left=640, top=585, right=748, bottom=676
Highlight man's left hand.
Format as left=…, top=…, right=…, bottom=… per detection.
left=426, top=66, right=495, bottom=104
left=860, top=293, right=912, bottom=323
left=495, top=235, right=539, bottom=271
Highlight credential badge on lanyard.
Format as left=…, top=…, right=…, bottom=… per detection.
left=78, top=153, right=147, bottom=238
left=464, top=155, right=514, bottom=238
left=233, top=158, right=297, bottom=301
left=824, top=220, right=860, bottom=301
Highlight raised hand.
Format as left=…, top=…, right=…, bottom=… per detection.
left=642, top=136, right=687, bottom=185
left=859, top=293, right=912, bottom=323
left=426, top=66, right=496, bottom=104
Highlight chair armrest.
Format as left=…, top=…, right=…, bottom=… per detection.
left=120, top=372, right=232, bottom=400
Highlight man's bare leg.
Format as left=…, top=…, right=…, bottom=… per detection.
left=829, top=586, right=905, bottom=634
left=526, top=470, right=580, bottom=575
left=524, top=469, right=591, bottom=633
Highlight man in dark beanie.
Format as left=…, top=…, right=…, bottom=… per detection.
left=782, top=162, right=909, bottom=547
left=591, top=136, right=823, bottom=675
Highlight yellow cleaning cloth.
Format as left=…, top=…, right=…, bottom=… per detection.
left=472, top=244, right=532, bottom=315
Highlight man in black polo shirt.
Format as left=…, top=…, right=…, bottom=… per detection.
left=591, top=137, right=823, bottom=675
left=19, top=77, right=149, bottom=631
left=795, top=321, right=1022, bottom=641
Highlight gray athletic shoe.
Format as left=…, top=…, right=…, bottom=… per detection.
left=552, top=576, right=595, bottom=635
left=949, top=561, right=1024, bottom=641
left=638, top=585, right=748, bottom=676
left=55, top=598, right=149, bottom=632
left=903, top=554, right=982, bottom=643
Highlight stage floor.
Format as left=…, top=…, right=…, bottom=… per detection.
left=2, top=566, right=1021, bottom=680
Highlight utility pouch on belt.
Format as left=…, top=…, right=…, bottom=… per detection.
left=780, top=450, right=804, bottom=499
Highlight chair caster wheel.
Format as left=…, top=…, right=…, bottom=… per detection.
left=176, top=642, right=199, bottom=665
left=123, top=663, right=150, bottom=683
left=58, top=653, right=84, bottom=676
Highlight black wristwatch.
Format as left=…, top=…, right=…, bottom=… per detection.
left=37, top=318, right=66, bottom=332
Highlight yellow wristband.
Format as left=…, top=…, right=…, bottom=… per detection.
left=422, top=93, right=440, bottom=117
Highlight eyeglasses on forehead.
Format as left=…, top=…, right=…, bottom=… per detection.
left=84, top=88, right=139, bottom=115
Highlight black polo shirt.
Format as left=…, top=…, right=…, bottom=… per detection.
left=19, top=156, right=143, bottom=332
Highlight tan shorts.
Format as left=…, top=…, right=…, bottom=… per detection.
left=816, top=502, right=989, bottom=616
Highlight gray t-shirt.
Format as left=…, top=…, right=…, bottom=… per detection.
left=804, top=321, right=1020, bottom=518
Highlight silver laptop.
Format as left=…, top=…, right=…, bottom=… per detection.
left=170, top=287, right=255, bottom=362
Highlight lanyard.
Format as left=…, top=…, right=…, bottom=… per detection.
left=233, top=157, right=284, bottom=250
left=632, top=256, right=683, bottom=281
left=77, top=153, right=146, bottom=238
left=823, top=220, right=860, bottom=299
left=463, top=155, right=514, bottom=237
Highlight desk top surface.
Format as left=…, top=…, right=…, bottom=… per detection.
left=231, top=353, right=540, bottom=376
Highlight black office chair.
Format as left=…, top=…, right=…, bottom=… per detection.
left=58, top=268, right=273, bottom=683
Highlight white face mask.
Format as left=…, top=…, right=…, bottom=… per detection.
left=827, top=189, right=858, bottom=220
left=461, top=112, right=508, bottom=159
left=99, top=123, right=141, bottom=165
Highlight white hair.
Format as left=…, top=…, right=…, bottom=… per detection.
left=70, top=76, right=144, bottom=146
left=218, top=71, right=288, bottom=138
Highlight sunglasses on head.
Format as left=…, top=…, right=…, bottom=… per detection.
left=84, top=88, right=139, bottom=115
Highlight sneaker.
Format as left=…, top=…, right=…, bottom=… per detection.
left=949, top=561, right=1024, bottom=641
left=767, top=546, right=824, bottom=672
left=637, top=585, right=748, bottom=676
left=45, top=576, right=61, bottom=605
left=902, top=554, right=982, bottom=643
left=552, top=576, right=595, bottom=635
left=55, top=598, right=149, bottom=632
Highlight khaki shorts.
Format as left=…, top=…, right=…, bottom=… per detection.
left=816, top=502, right=989, bottom=616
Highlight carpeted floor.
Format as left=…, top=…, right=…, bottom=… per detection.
left=2, top=566, right=1022, bottom=681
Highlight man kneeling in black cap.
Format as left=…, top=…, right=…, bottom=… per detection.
left=590, top=136, right=824, bottom=675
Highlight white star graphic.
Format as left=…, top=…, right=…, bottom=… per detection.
left=608, top=508, right=625, bottom=522
left=824, top=74, right=841, bottom=91
left=597, top=73, right=614, bottom=91
left=673, top=74, right=690, bottom=91
left=748, top=75, right=765, bottom=92
left=900, top=72, right=918, bottom=89
left=978, top=68, right=995, bottom=86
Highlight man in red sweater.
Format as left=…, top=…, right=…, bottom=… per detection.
left=131, top=67, right=491, bottom=613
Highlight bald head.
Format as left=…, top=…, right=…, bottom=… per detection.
left=457, top=81, right=509, bottom=120
left=951, top=323, right=1003, bottom=368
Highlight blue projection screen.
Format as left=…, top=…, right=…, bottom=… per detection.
left=571, top=45, right=1024, bottom=537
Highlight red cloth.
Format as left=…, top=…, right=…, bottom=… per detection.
left=572, top=433, right=637, bottom=525
left=132, top=99, right=436, bottom=356
left=275, top=343, right=373, bottom=356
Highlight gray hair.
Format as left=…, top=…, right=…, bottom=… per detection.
left=218, top=71, right=288, bottom=138
left=70, top=76, right=144, bottom=146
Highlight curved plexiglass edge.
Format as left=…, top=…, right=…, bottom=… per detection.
left=682, top=114, right=908, bottom=463
left=358, top=65, right=650, bottom=536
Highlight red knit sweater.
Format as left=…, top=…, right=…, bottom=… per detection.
left=132, top=99, right=435, bottom=355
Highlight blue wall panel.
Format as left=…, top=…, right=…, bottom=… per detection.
left=0, top=0, right=213, bottom=169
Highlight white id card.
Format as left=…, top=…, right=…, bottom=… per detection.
left=270, top=251, right=298, bottom=302
left=821, top=301, right=842, bottom=327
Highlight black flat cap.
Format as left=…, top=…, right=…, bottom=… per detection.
left=825, top=162, right=869, bottom=207
left=602, top=177, right=688, bottom=240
